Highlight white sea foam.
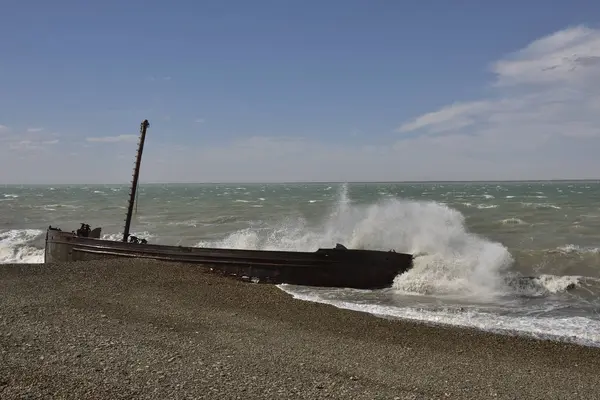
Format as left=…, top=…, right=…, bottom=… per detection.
left=521, top=202, right=561, bottom=210
left=477, top=204, right=498, bottom=209
left=460, top=202, right=498, bottom=210
left=533, top=274, right=582, bottom=294
left=0, top=229, right=45, bottom=263
left=554, top=244, right=600, bottom=254
left=101, top=231, right=155, bottom=242
left=501, top=218, right=527, bottom=225
left=506, top=273, right=584, bottom=297
left=460, top=202, right=498, bottom=209
left=168, top=220, right=200, bottom=228
left=277, top=287, right=600, bottom=347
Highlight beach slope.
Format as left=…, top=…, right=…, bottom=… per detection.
left=1, top=259, right=599, bottom=399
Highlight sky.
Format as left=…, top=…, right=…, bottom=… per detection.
left=1, top=0, right=600, bottom=183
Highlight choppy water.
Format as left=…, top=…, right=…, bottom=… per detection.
left=2, top=182, right=600, bottom=346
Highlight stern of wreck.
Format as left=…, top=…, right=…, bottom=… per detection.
left=44, top=226, right=72, bottom=263
left=44, top=224, right=102, bottom=263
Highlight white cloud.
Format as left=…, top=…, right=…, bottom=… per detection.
left=8, top=138, right=59, bottom=151
left=0, top=125, right=8, bottom=132
left=195, top=118, right=205, bottom=124
left=396, top=25, right=600, bottom=164
left=491, top=25, right=600, bottom=87
left=86, top=135, right=138, bottom=143
left=0, top=126, right=59, bottom=150
left=397, top=101, right=492, bottom=134
left=27, top=127, right=44, bottom=133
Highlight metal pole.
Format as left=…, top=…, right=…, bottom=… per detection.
left=123, top=119, right=149, bottom=242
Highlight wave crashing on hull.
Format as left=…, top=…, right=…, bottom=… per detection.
left=197, top=184, right=533, bottom=299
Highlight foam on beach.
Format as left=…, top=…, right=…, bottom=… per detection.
left=277, top=286, right=600, bottom=348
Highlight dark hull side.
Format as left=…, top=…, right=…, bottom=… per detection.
left=44, top=229, right=413, bottom=289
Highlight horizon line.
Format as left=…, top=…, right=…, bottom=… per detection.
left=2, top=178, right=599, bottom=186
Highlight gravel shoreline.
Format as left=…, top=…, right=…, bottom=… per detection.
left=1, top=259, right=599, bottom=399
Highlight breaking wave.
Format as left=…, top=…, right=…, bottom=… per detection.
left=0, top=229, right=45, bottom=264
left=505, top=274, right=585, bottom=296
left=198, top=184, right=516, bottom=299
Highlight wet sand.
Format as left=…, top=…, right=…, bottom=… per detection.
left=1, top=259, right=599, bottom=399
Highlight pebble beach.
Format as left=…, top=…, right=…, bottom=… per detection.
left=1, top=259, right=599, bottom=399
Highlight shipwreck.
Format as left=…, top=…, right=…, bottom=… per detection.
left=44, top=120, right=414, bottom=289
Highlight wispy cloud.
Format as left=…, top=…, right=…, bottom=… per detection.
left=1, top=126, right=60, bottom=152
left=0, top=125, right=8, bottom=132
left=86, top=135, right=138, bottom=143
left=27, top=127, right=44, bottom=133
left=9, top=139, right=59, bottom=151
left=397, top=101, right=492, bottom=134
left=195, top=118, right=205, bottom=124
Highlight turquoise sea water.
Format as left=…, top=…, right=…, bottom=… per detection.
left=2, top=182, right=600, bottom=346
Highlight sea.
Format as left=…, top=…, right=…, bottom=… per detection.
left=2, top=182, right=600, bottom=347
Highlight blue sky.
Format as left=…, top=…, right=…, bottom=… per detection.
left=1, top=0, right=600, bottom=183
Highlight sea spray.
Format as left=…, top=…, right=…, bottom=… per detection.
left=197, top=184, right=515, bottom=298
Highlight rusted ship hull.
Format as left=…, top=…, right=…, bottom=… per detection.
left=44, top=228, right=413, bottom=289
